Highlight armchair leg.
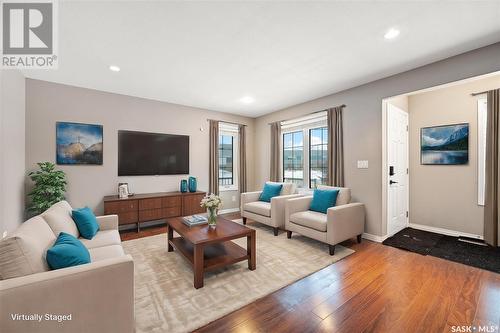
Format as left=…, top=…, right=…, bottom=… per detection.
left=242, top=217, right=247, bottom=225
left=287, top=231, right=292, bottom=239
left=329, top=245, right=335, bottom=255
left=273, top=227, right=279, bottom=236
left=357, top=234, right=362, bottom=243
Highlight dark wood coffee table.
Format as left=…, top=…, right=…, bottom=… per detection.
left=166, top=216, right=256, bottom=289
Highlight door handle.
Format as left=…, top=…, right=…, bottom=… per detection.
left=389, top=180, right=398, bottom=185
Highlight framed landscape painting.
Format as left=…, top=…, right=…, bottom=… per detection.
left=421, top=123, right=469, bottom=165
left=56, top=122, right=103, bottom=165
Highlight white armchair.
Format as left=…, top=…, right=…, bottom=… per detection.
left=241, top=182, right=302, bottom=235
left=285, top=186, right=365, bottom=254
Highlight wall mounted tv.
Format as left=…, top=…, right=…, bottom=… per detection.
left=118, top=130, right=189, bottom=176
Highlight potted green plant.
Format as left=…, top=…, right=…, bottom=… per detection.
left=27, top=162, right=67, bottom=215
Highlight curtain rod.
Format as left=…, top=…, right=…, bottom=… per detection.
left=206, top=119, right=247, bottom=127
left=268, top=104, right=346, bottom=125
left=471, top=88, right=500, bottom=96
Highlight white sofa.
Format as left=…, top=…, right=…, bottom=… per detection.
left=241, top=182, right=303, bottom=235
left=285, top=186, right=365, bottom=254
left=0, top=201, right=134, bottom=333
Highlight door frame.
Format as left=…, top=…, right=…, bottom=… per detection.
left=382, top=99, right=410, bottom=238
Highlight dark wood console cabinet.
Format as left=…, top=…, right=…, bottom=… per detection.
left=103, top=191, right=206, bottom=231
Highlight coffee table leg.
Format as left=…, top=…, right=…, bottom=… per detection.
left=248, top=231, right=256, bottom=270
left=193, top=244, right=204, bottom=289
left=167, top=225, right=173, bottom=252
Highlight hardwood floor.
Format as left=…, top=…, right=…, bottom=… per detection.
left=120, top=214, right=500, bottom=333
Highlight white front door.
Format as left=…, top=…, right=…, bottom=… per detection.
left=387, top=103, right=409, bottom=235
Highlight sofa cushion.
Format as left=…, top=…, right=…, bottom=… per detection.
left=89, top=245, right=125, bottom=262
left=46, top=232, right=91, bottom=270
left=0, top=238, right=33, bottom=280
left=290, top=211, right=327, bottom=232
left=0, top=216, right=56, bottom=279
left=259, top=183, right=282, bottom=203
left=72, top=207, right=100, bottom=239
left=309, top=189, right=340, bottom=214
left=42, top=201, right=80, bottom=238
left=266, top=181, right=296, bottom=195
left=317, top=186, right=351, bottom=206
left=244, top=201, right=271, bottom=217
left=79, top=230, right=122, bottom=249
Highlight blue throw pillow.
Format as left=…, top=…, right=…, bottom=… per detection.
left=309, top=189, right=340, bottom=214
left=72, top=207, right=100, bottom=239
left=259, top=183, right=283, bottom=202
left=46, top=232, right=91, bottom=270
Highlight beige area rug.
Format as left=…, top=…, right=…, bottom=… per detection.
left=122, top=219, right=355, bottom=333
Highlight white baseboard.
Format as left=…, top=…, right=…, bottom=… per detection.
left=219, top=208, right=240, bottom=214
left=409, top=223, right=483, bottom=240
left=362, top=232, right=389, bottom=243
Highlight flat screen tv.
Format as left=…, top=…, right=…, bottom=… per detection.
left=118, top=130, right=189, bottom=176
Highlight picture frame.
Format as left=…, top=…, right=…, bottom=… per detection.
left=420, top=123, right=469, bottom=165
left=56, top=122, right=103, bottom=165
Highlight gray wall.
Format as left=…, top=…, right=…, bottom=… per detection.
left=408, top=75, right=500, bottom=236
left=0, top=70, right=26, bottom=235
left=26, top=80, right=255, bottom=215
left=254, top=42, right=500, bottom=237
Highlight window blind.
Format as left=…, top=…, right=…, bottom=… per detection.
left=280, top=111, right=327, bottom=130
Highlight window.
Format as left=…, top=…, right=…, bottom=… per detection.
left=478, top=98, right=487, bottom=205
left=281, top=112, right=328, bottom=189
left=309, top=127, right=328, bottom=188
left=219, top=135, right=234, bottom=186
left=283, top=131, right=304, bottom=187
left=218, top=122, right=239, bottom=191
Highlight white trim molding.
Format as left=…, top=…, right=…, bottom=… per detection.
left=362, top=232, right=389, bottom=243
left=409, top=223, right=483, bottom=240
left=477, top=97, right=487, bottom=206
left=219, top=207, right=240, bottom=215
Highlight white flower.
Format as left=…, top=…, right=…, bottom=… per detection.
left=200, top=193, right=223, bottom=209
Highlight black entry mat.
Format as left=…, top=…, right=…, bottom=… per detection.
left=383, top=228, right=500, bottom=274
left=382, top=228, right=443, bottom=255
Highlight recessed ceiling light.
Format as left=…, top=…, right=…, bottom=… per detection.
left=109, top=65, right=120, bottom=72
left=239, top=96, right=254, bottom=104
left=384, top=28, right=400, bottom=40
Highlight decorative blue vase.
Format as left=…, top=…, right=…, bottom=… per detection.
left=188, top=176, right=197, bottom=192
left=180, top=179, right=188, bottom=193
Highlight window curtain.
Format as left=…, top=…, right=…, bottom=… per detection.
left=484, top=89, right=500, bottom=247
left=209, top=120, right=219, bottom=195
left=239, top=124, right=247, bottom=193
left=327, top=105, right=345, bottom=187
left=270, top=121, right=281, bottom=182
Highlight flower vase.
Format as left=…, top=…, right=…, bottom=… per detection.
left=207, top=208, right=217, bottom=229
left=180, top=179, right=188, bottom=193
left=188, top=176, right=197, bottom=192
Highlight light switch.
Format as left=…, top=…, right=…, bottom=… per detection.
left=357, top=160, right=369, bottom=169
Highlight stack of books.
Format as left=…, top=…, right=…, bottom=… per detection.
left=182, top=215, right=208, bottom=227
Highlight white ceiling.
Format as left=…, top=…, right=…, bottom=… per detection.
left=24, top=1, right=500, bottom=117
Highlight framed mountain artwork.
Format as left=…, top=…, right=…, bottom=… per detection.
left=420, top=123, right=469, bottom=165
left=56, top=122, right=103, bottom=165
